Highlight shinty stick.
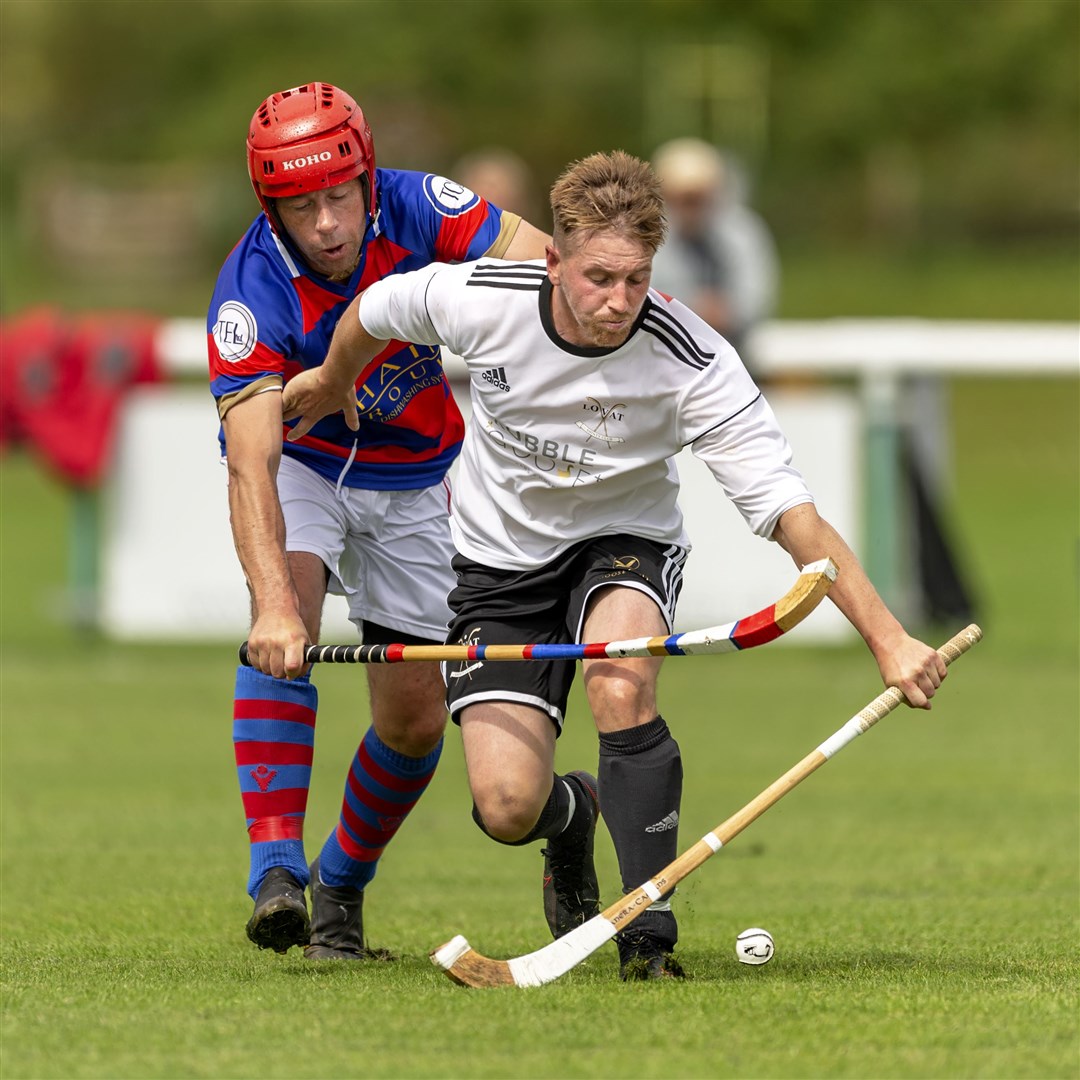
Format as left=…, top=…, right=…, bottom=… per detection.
left=431, top=623, right=983, bottom=988
left=239, top=558, right=837, bottom=668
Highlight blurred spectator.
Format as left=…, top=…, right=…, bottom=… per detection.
left=650, top=138, right=778, bottom=367
left=451, top=147, right=545, bottom=227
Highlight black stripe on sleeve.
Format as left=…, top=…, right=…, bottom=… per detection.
left=465, top=280, right=545, bottom=291
left=643, top=307, right=716, bottom=364
left=641, top=320, right=710, bottom=370
left=688, top=392, right=764, bottom=444
left=473, top=261, right=547, bottom=273
left=468, top=262, right=547, bottom=286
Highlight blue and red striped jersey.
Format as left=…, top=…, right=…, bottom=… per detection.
left=208, top=168, right=516, bottom=489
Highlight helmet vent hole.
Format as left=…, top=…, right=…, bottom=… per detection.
left=262, top=162, right=275, bottom=176
left=338, top=142, right=353, bottom=158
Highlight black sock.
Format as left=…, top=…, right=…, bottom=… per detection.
left=598, top=716, right=682, bottom=896
left=471, top=773, right=583, bottom=847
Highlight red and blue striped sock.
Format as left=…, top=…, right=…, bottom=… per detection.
left=233, top=666, right=317, bottom=898
left=316, top=727, right=442, bottom=890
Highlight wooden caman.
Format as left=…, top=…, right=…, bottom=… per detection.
left=431, top=623, right=984, bottom=988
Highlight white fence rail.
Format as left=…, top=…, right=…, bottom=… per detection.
left=158, top=316, right=1079, bottom=378
left=99, top=318, right=1077, bottom=642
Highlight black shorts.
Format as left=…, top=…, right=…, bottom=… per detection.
left=444, top=535, right=687, bottom=734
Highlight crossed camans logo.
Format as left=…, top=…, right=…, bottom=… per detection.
left=251, top=764, right=277, bottom=792
left=613, top=555, right=640, bottom=571
left=576, top=397, right=626, bottom=447
left=450, top=625, right=484, bottom=680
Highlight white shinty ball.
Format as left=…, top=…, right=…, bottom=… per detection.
left=736, top=927, right=774, bottom=965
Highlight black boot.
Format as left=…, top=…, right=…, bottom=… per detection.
left=246, top=867, right=310, bottom=954
left=305, top=858, right=372, bottom=961
left=541, top=771, right=601, bottom=938
left=616, top=909, right=684, bottom=981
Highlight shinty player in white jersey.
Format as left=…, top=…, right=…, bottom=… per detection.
left=282, top=150, right=947, bottom=981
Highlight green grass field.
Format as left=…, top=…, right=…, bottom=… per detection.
left=2, top=378, right=1077, bottom=1079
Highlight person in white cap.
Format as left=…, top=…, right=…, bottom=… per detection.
left=650, top=138, right=778, bottom=367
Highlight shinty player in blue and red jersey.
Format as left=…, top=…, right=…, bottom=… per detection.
left=207, top=82, right=549, bottom=959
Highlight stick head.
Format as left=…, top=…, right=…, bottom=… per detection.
left=774, top=557, right=837, bottom=632
left=430, top=935, right=470, bottom=971
left=430, top=936, right=517, bottom=988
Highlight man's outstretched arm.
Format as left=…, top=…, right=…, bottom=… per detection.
left=773, top=502, right=948, bottom=708
left=222, top=391, right=309, bottom=679
left=281, top=294, right=390, bottom=441
left=498, top=219, right=550, bottom=261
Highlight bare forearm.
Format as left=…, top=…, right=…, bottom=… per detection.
left=772, top=501, right=947, bottom=707
left=499, top=219, right=550, bottom=261
left=282, top=294, right=388, bottom=439
left=773, top=504, right=905, bottom=658
left=321, top=294, right=386, bottom=388
left=227, top=463, right=298, bottom=618
left=223, top=393, right=299, bottom=620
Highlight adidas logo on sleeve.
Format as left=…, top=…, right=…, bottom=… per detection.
left=481, top=366, right=511, bottom=392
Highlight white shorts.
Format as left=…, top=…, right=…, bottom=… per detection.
left=277, top=454, right=455, bottom=641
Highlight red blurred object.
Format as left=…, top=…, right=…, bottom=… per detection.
left=1, top=307, right=69, bottom=452
left=1, top=307, right=162, bottom=486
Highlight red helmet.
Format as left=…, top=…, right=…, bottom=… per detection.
left=246, top=82, right=377, bottom=231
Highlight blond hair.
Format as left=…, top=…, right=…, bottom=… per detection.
left=549, top=150, right=667, bottom=254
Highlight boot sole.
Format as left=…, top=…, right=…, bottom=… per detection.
left=246, top=902, right=311, bottom=954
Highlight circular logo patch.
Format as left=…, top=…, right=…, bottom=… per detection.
left=423, top=174, right=480, bottom=217
left=213, top=301, right=257, bottom=363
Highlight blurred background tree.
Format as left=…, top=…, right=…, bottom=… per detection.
left=1, top=0, right=1076, bottom=318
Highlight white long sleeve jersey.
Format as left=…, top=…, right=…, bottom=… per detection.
left=358, top=259, right=813, bottom=571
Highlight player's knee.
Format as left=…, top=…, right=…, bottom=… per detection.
left=471, top=786, right=541, bottom=843
left=586, top=671, right=657, bottom=727
left=376, top=708, right=447, bottom=757
left=407, top=708, right=449, bottom=753
left=371, top=675, right=448, bottom=752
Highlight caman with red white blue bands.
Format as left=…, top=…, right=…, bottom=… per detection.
left=293, top=603, right=785, bottom=664
left=236, top=563, right=835, bottom=666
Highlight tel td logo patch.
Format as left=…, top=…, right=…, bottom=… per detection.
left=213, top=300, right=257, bottom=363
left=423, top=175, right=480, bottom=217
